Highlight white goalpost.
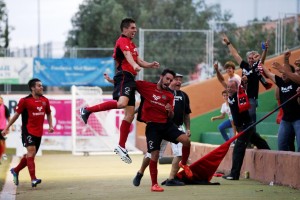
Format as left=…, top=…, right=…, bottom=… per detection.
left=71, top=85, right=141, bottom=156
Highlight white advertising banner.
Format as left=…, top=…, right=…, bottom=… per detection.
left=0, top=57, right=33, bottom=84
left=2, top=94, right=137, bottom=154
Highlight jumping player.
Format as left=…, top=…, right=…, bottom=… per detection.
left=1, top=78, right=54, bottom=187
left=80, top=18, right=159, bottom=164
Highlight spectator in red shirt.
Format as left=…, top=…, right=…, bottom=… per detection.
left=1, top=78, right=54, bottom=188
left=80, top=18, right=159, bottom=164
left=135, top=69, right=192, bottom=192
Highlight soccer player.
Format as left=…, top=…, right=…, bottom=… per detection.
left=80, top=18, right=159, bottom=164
left=1, top=78, right=54, bottom=187
left=135, top=69, right=192, bottom=192
left=133, top=73, right=192, bottom=187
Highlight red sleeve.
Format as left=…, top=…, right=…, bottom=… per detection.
left=118, top=37, right=131, bottom=52
left=15, top=98, right=25, bottom=114
left=45, top=98, right=51, bottom=114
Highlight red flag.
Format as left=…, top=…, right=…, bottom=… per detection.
left=177, top=91, right=299, bottom=182
left=177, top=133, right=238, bottom=182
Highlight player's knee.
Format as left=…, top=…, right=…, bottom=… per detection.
left=117, top=102, right=127, bottom=108
left=123, top=114, right=134, bottom=122
left=181, top=137, right=191, bottom=147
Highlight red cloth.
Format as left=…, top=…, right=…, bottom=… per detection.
left=177, top=133, right=239, bottom=182
left=237, top=85, right=250, bottom=113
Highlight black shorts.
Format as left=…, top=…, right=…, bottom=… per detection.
left=145, top=121, right=183, bottom=152
left=0, top=130, right=5, bottom=140
left=22, top=132, right=42, bottom=153
left=112, top=71, right=136, bottom=106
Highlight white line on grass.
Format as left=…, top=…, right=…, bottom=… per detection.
left=0, top=156, right=20, bottom=200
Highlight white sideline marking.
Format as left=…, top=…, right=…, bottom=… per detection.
left=0, top=156, right=19, bottom=200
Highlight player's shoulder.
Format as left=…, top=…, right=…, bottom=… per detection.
left=117, top=35, right=130, bottom=43
left=40, top=95, right=49, bottom=101
left=20, top=94, right=32, bottom=102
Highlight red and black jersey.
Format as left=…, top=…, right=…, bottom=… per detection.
left=15, top=94, right=51, bottom=137
left=113, top=34, right=138, bottom=76
left=136, top=81, right=174, bottom=123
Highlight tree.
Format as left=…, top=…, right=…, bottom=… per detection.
left=65, top=0, right=227, bottom=81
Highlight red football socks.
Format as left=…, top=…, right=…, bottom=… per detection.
left=27, top=157, right=36, bottom=180
left=181, top=145, right=191, bottom=165
left=86, top=100, right=118, bottom=113
left=14, top=155, right=27, bottom=173
left=118, top=120, right=131, bottom=148
left=149, top=159, right=158, bottom=186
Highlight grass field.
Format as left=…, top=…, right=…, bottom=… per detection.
left=1, top=152, right=300, bottom=200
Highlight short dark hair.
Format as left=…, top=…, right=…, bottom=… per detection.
left=120, top=18, right=135, bottom=31
left=221, top=90, right=228, bottom=95
left=161, top=69, right=176, bottom=77
left=28, top=78, right=41, bottom=92
left=224, top=61, right=236, bottom=70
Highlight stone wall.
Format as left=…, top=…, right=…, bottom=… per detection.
left=136, top=136, right=300, bottom=189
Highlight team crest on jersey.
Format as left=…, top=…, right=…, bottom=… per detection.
left=153, top=94, right=161, bottom=101
left=162, top=95, right=166, bottom=100
left=37, top=106, right=43, bottom=112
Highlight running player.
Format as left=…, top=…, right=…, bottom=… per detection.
left=1, top=78, right=54, bottom=187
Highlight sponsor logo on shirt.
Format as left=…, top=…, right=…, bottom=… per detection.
left=33, top=106, right=45, bottom=116
left=281, top=85, right=293, bottom=93
left=153, top=94, right=161, bottom=101
left=174, top=96, right=182, bottom=101
left=242, top=68, right=253, bottom=76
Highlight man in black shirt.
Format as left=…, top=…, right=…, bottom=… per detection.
left=261, top=63, right=300, bottom=151
left=222, top=34, right=271, bottom=131
left=222, top=80, right=270, bottom=180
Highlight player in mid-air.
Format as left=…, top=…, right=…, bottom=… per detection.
left=1, top=78, right=54, bottom=187
left=80, top=18, right=159, bottom=164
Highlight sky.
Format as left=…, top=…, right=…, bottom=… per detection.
left=4, top=0, right=299, bottom=49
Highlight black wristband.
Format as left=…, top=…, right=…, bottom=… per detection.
left=226, top=42, right=231, bottom=46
